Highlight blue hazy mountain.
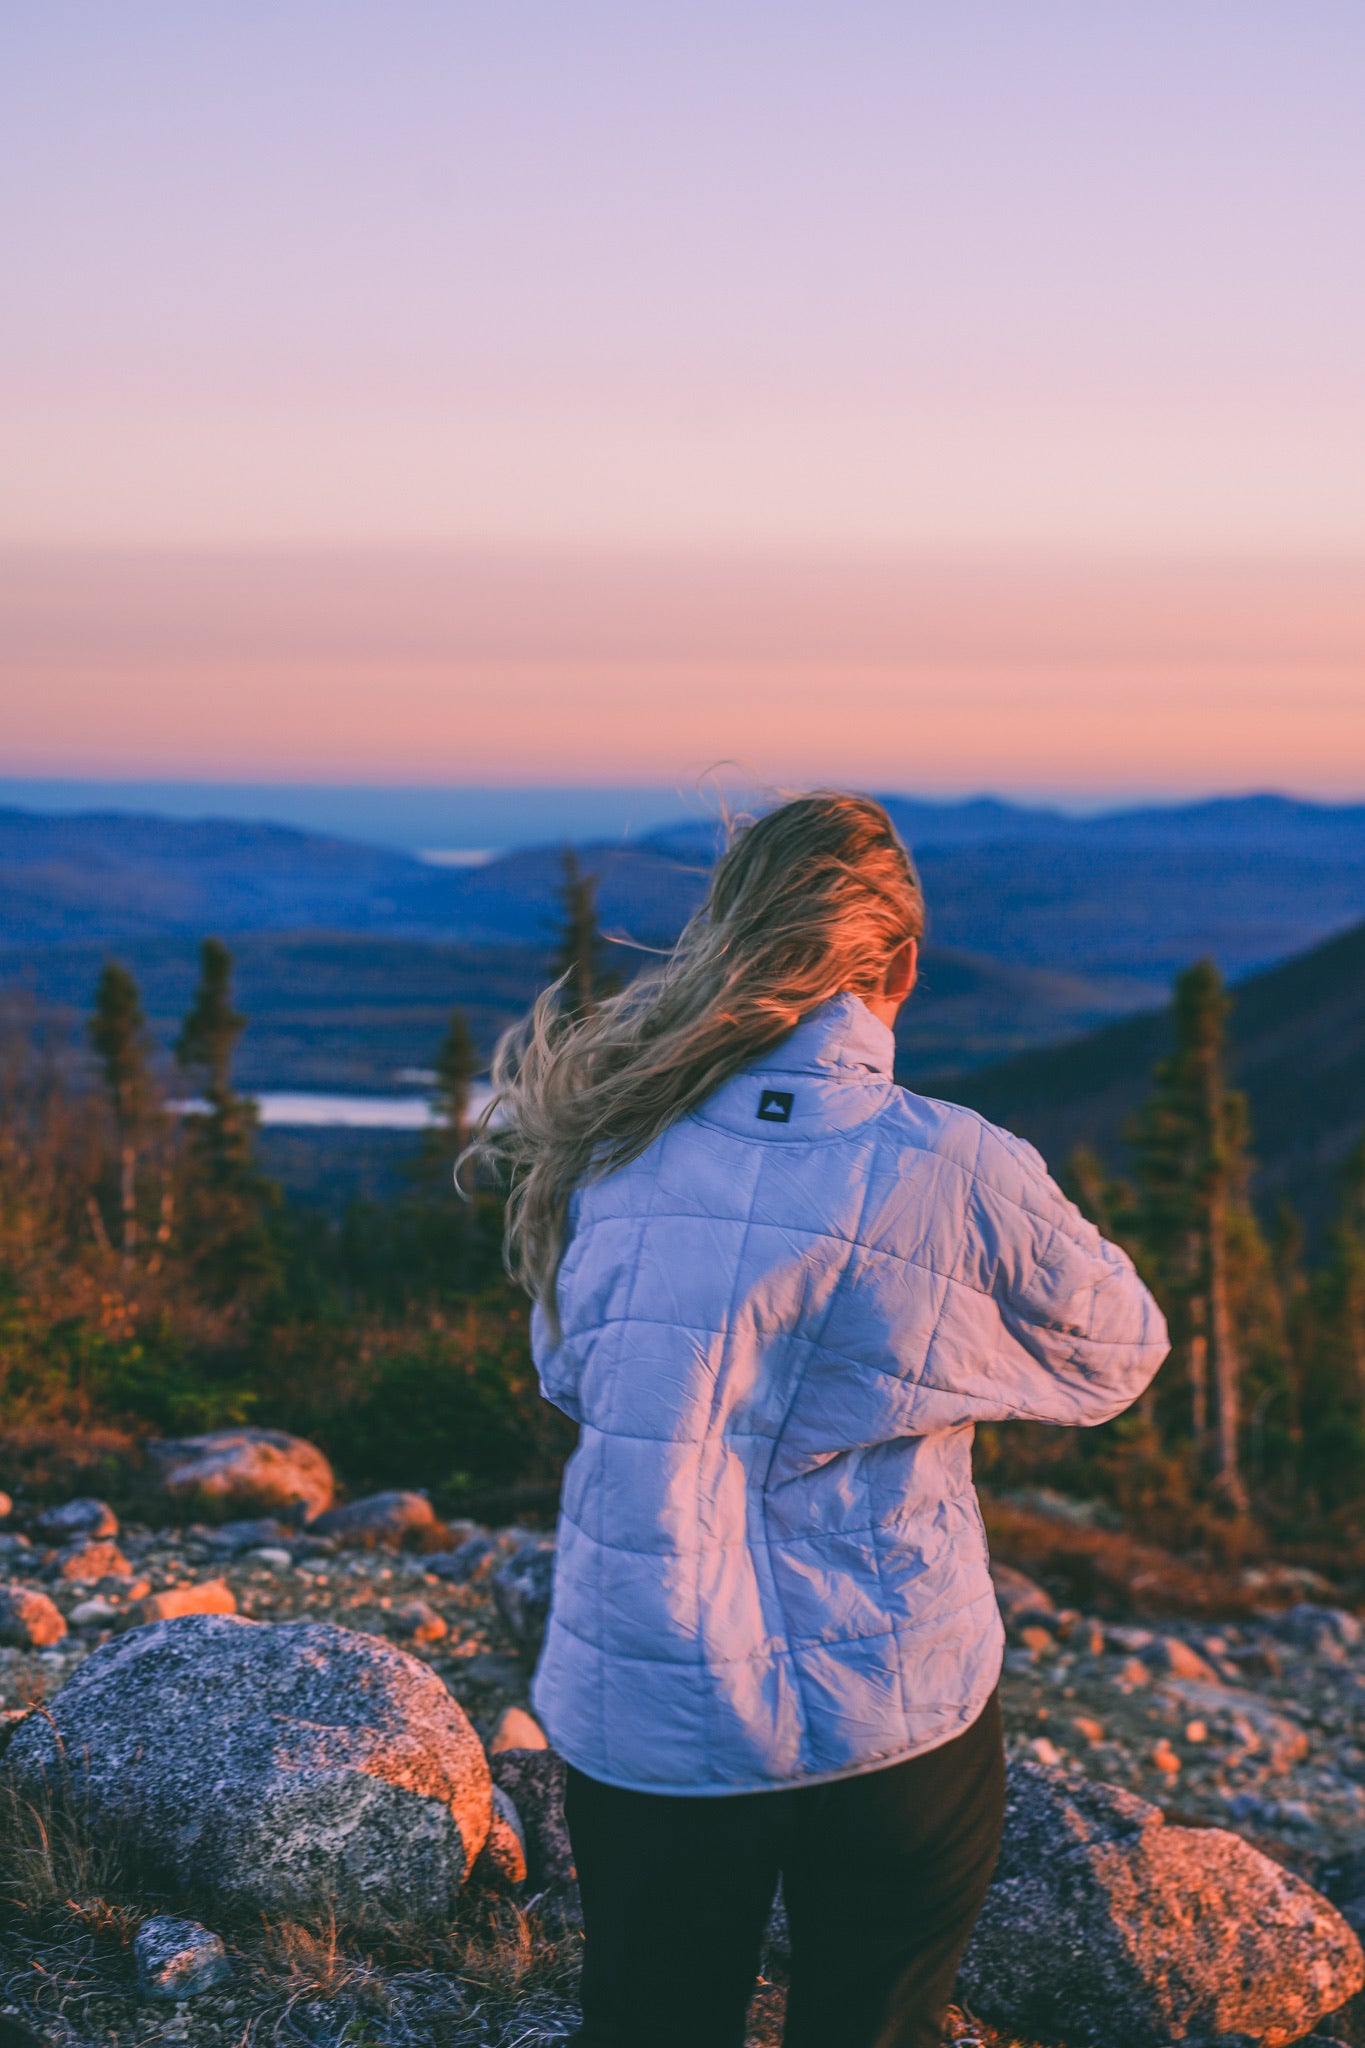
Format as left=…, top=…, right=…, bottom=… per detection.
left=5, top=795, right=1365, bottom=991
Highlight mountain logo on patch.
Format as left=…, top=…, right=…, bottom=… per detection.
left=757, top=1089, right=795, bottom=1123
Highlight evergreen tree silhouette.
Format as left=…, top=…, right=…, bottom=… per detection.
left=553, top=848, right=619, bottom=1019
left=425, top=1006, right=477, bottom=1195
left=1131, top=959, right=1250, bottom=1509
left=89, top=960, right=160, bottom=1259
left=175, top=938, right=278, bottom=1297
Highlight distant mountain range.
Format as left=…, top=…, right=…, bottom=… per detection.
left=3, top=795, right=1365, bottom=1127
left=4, top=792, right=1365, bottom=987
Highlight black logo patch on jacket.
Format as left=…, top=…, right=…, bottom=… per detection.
left=757, top=1089, right=795, bottom=1124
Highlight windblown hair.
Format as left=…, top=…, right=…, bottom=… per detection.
left=466, top=791, right=924, bottom=1331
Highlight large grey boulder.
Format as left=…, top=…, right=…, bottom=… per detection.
left=147, top=1429, right=334, bottom=1522
left=958, top=1762, right=1363, bottom=2048
left=313, top=1490, right=436, bottom=1547
left=3, top=1613, right=492, bottom=1931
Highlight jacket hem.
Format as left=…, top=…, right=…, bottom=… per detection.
left=536, top=1636, right=1004, bottom=1799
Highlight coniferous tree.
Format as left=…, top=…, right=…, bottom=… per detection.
left=1130, top=959, right=1252, bottom=1510
left=175, top=938, right=278, bottom=1298
left=423, top=1007, right=477, bottom=1195
left=553, top=848, right=618, bottom=1019
left=1309, top=1130, right=1365, bottom=1499
left=89, top=961, right=161, bottom=1259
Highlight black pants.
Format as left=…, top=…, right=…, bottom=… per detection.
left=564, top=1689, right=1004, bottom=2048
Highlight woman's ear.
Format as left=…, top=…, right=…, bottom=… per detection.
left=883, top=938, right=918, bottom=1004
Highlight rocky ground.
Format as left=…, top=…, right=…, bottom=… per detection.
left=4, top=1457, right=1365, bottom=2046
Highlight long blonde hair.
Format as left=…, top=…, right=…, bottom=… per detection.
left=467, top=792, right=924, bottom=1330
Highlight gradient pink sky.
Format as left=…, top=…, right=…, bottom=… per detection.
left=3, top=6, right=1364, bottom=795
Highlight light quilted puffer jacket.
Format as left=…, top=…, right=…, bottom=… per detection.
left=530, top=993, right=1168, bottom=1794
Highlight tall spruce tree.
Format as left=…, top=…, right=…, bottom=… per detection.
left=554, top=848, right=618, bottom=1019
left=175, top=938, right=277, bottom=1297
left=425, top=1006, right=477, bottom=1194
left=89, top=960, right=160, bottom=1258
left=1131, top=959, right=1251, bottom=1510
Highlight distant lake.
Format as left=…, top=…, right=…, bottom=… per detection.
left=176, top=1085, right=497, bottom=1131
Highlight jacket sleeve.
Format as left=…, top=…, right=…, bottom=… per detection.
left=908, top=1123, right=1169, bottom=1430
left=531, top=1301, right=585, bottom=1423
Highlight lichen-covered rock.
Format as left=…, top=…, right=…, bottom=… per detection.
left=34, top=1498, right=118, bottom=1542
left=48, top=1538, right=132, bottom=1581
left=147, top=1429, right=334, bottom=1522
left=489, top=1747, right=575, bottom=1902
left=313, top=1491, right=436, bottom=1546
left=0, top=1584, right=67, bottom=1648
left=3, top=1613, right=492, bottom=1930
left=134, top=1915, right=230, bottom=2001
left=491, top=1541, right=554, bottom=1657
left=958, top=1761, right=1363, bottom=2048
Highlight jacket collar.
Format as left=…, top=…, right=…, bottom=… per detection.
left=757, top=993, right=895, bottom=1080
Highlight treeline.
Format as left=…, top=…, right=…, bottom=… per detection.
left=1, top=872, right=1363, bottom=1548
left=994, top=957, right=1365, bottom=1546
left=0, top=853, right=612, bottom=1511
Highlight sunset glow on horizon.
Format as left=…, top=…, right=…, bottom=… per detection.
left=3, top=6, right=1364, bottom=797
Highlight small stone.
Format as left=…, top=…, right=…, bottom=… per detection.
left=990, top=1563, right=1057, bottom=1629
left=1107, top=1625, right=1155, bottom=1655
left=425, top=1536, right=496, bottom=1584
left=489, top=1747, right=576, bottom=1903
left=387, top=1600, right=447, bottom=1645
left=1151, top=1739, right=1181, bottom=1775
left=1150, top=1636, right=1218, bottom=1682
left=1228, top=1640, right=1282, bottom=1679
left=1185, top=1719, right=1208, bottom=1744
left=0, top=1491, right=12, bottom=1519
left=1072, top=1715, right=1105, bottom=1746
left=202, top=1518, right=296, bottom=1556
left=490, top=1706, right=548, bottom=1754
left=69, top=1597, right=120, bottom=1629
left=491, top=1542, right=555, bottom=1657
left=134, top=1914, right=230, bottom=2001
left=313, top=1491, right=436, bottom=1547
left=245, top=1548, right=292, bottom=1570
left=472, top=1785, right=528, bottom=1888
left=0, top=1584, right=67, bottom=1648
left=34, top=1498, right=119, bottom=1542
left=1116, top=1657, right=1152, bottom=1689
left=50, top=1538, right=132, bottom=1582
left=1275, top=1604, right=1363, bottom=1659
left=1028, top=1736, right=1064, bottom=1767
left=1020, top=1625, right=1056, bottom=1657
left=125, top=1579, right=238, bottom=1627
